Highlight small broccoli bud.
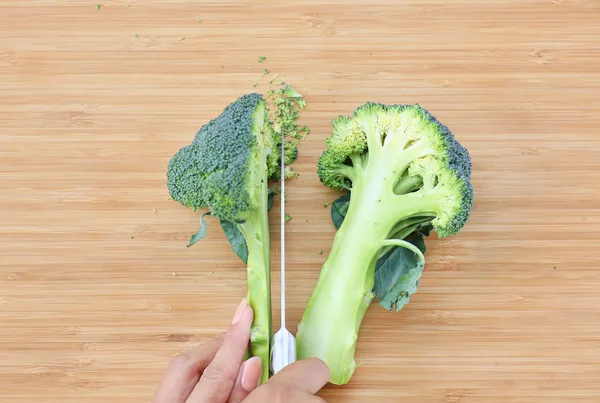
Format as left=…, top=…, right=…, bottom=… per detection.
left=284, top=166, right=299, bottom=180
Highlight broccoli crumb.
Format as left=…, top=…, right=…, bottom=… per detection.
left=324, top=200, right=335, bottom=208
left=196, top=17, right=201, bottom=22
left=178, top=37, right=185, bottom=41
left=153, top=208, right=157, bottom=213
left=318, top=250, right=323, bottom=255
left=284, top=166, right=299, bottom=180
left=131, top=236, right=134, bottom=239
left=172, top=272, right=177, bottom=276
left=96, top=4, right=101, bottom=10
left=253, top=69, right=269, bottom=88
left=285, top=214, right=292, bottom=223
left=209, top=271, right=214, bottom=276
left=258, top=56, right=266, bottom=63
left=266, top=84, right=309, bottom=141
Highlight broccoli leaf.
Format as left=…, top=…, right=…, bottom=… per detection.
left=373, top=231, right=427, bottom=311
left=331, top=192, right=351, bottom=229
left=219, top=220, right=249, bottom=263
left=187, top=212, right=211, bottom=247
left=218, top=190, right=275, bottom=264
left=267, top=189, right=275, bottom=210
left=379, top=266, right=423, bottom=312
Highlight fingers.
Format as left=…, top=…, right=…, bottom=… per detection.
left=226, top=356, right=262, bottom=403
left=153, top=334, right=225, bottom=403
left=245, top=374, right=329, bottom=403
left=268, top=357, right=330, bottom=394
left=186, top=299, right=254, bottom=403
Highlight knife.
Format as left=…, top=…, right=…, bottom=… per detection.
left=271, top=130, right=297, bottom=374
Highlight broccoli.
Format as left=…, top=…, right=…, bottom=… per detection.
left=295, top=102, right=474, bottom=385
left=166, top=93, right=296, bottom=383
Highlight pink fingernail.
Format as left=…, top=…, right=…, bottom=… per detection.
left=232, top=298, right=247, bottom=324
left=241, top=356, right=262, bottom=392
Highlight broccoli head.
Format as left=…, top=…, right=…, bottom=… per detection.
left=297, top=102, right=474, bottom=385
left=167, top=93, right=292, bottom=220
left=317, top=103, right=473, bottom=236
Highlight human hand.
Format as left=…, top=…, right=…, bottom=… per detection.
left=153, top=299, right=330, bottom=403
left=243, top=358, right=329, bottom=403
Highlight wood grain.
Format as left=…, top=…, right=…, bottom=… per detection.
left=1, top=1, right=600, bottom=402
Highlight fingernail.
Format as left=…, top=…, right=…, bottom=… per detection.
left=232, top=298, right=247, bottom=324
left=241, top=356, right=262, bottom=392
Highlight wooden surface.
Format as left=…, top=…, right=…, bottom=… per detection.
left=1, top=1, right=600, bottom=402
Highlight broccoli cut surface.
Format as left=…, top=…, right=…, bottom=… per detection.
left=296, top=103, right=474, bottom=385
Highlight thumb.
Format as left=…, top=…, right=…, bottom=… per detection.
left=268, top=358, right=330, bottom=394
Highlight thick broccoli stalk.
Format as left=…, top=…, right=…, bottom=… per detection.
left=296, top=103, right=474, bottom=385
left=167, top=93, right=295, bottom=383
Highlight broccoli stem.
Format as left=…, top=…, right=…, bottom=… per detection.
left=296, top=191, right=386, bottom=384
left=238, top=170, right=272, bottom=384
left=296, top=158, right=437, bottom=385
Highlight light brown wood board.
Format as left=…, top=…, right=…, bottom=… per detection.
left=1, top=1, right=600, bottom=402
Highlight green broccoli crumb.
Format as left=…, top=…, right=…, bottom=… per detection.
left=253, top=69, right=269, bottom=88
left=284, top=166, right=299, bottom=180
left=178, top=37, right=185, bottom=41
left=266, top=84, right=309, bottom=141
left=96, top=4, right=101, bottom=10
left=196, top=17, right=201, bottom=22
left=285, top=214, right=292, bottom=223
left=318, top=250, right=323, bottom=255
left=258, top=56, right=266, bottom=63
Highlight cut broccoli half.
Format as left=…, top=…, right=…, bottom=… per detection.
left=167, top=93, right=297, bottom=383
left=296, top=103, right=474, bottom=385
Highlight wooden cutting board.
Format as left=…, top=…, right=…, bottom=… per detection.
left=1, top=1, right=599, bottom=402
